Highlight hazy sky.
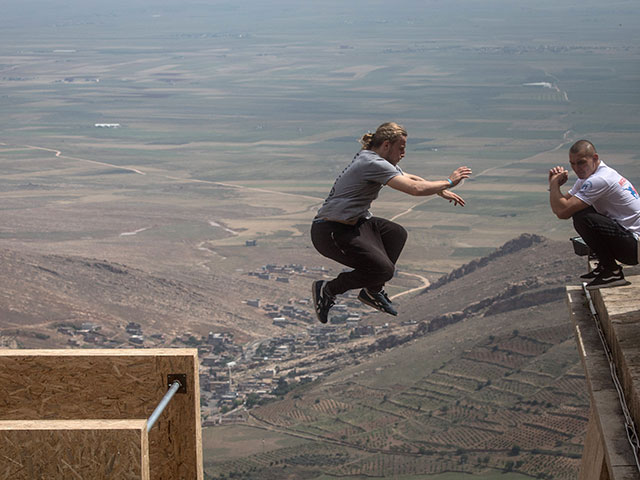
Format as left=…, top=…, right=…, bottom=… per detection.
left=1, top=0, right=638, bottom=47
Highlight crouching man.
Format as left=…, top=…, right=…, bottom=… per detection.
left=548, top=140, right=640, bottom=289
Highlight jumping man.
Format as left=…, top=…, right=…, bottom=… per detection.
left=310, top=122, right=472, bottom=323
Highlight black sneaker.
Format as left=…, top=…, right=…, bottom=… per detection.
left=580, top=264, right=603, bottom=280
left=358, top=288, right=397, bottom=316
left=585, top=268, right=628, bottom=290
left=312, top=280, right=335, bottom=324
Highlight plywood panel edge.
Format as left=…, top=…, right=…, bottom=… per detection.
left=0, top=419, right=148, bottom=430
left=142, top=424, right=151, bottom=480
left=192, top=350, right=204, bottom=479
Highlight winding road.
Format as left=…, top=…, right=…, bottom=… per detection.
left=390, top=272, right=430, bottom=300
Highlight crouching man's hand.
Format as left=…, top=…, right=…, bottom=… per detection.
left=548, top=166, right=569, bottom=187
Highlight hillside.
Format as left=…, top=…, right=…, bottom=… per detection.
left=203, top=235, right=603, bottom=480
left=3, top=234, right=636, bottom=479
left=403, top=233, right=580, bottom=327
left=0, top=247, right=311, bottom=347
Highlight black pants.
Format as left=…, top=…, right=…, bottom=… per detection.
left=310, top=217, right=407, bottom=295
left=572, top=206, right=638, bottom=269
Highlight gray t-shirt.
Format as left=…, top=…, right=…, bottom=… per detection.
left=315, top=149, right=403, bottom=223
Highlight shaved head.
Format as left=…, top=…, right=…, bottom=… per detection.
left=569, top=139, right=600, bottom=179
left=570, top=139, right=597, bottom=156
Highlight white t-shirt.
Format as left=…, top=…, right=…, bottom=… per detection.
left=569, top=161, right=640, bottom=237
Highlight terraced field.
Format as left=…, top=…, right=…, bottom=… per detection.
left=207, top=313, right=588, bottom=479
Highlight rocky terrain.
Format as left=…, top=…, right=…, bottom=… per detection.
left=3, top=234, right=638, bottom=479
left=202, top=234, right=628, bottom=479
left=0, top=246, right=318, bottom=347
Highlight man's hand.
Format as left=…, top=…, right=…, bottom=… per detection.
left=548, top=166, right=569, bottom=187
left=548, top=166, right=588, bottom=219
left=438, top=189, right=466, bottom=206
left=449, top=166, right=472, bottom=187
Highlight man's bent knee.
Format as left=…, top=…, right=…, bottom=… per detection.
left=369, top=262, right=395, bottom=285
left=389, top=221, right=408, bottom=240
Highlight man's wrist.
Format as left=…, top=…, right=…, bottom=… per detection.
left=445, top=178, right=453, bottom=187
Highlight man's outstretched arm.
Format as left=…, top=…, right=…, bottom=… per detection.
left=387, top=166, right=471, bottom=197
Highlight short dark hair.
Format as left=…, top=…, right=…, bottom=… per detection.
left=570, top=139, right=597, bottom=156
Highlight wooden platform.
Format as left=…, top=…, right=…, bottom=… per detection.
left=1, top=420, right=149, bottom=479
left=0, top=349, right=203, bottom=479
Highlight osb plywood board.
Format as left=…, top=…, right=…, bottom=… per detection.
left=0, top=349, right=202, bottom=480
left=0, top=419, right=149, bottom=480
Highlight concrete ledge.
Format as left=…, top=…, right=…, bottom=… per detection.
left=589, top=276, right=640, bottom=434
left=567, top=286, right=638, bottom=479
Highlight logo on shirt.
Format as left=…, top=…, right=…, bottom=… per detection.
left=580, top=181, right=592, bottom=192
left=624, top=184, right=639, bottom=199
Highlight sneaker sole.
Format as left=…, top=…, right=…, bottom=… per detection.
left=585, top=279, right=629, bottom=290
left=358, top=296, right=397, bottom=316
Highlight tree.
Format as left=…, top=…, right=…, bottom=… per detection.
left=245, top=393, right=260, bottom=408
left=272, top=376, right=290, bottom=396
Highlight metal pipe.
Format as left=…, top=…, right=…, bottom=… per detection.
left=147, top=380, right=182, bottom=432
